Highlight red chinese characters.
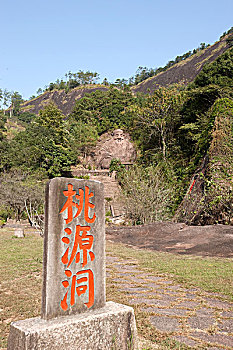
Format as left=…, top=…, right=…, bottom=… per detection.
left=59, top=184, right=96, bottom=311
left=60, top=269, right=94, bottom=311
left=61, top=225, right=95, bottom=268
left=60, top=185, right=96, bottom=224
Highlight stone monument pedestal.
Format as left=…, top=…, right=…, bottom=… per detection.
left=7, top=178, right=138, bottom=349
left=7, top=302, right=138, bottom=350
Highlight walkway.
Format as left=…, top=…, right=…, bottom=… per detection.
left=106, top=253, right=233, bottom=349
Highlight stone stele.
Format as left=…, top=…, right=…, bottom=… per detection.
left=7, top=178, right=138, bottom=350
left=42, top=178, right=106, bottom=320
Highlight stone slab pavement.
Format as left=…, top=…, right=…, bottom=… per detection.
left=106, top=255, right=233, bottom=349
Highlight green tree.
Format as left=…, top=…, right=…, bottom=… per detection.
left=5, top=103, right=76, bottom=178
left=0, top=113, right=6, bottom=141
left=192, top=48, right=233, bottom=89
left=130, top=85, right=185, bottom=161
left=63, top=70, right=100, bottom=91
left=0, top=88, right=3, bottom=109
left=68, top=118, right=98, bottom=161
left=7, top=123, right=75, bottom=178
left=3, top=89, right=11, bottom=114
left=10, top=91, right=24, bottom=117
left=35, top=102, right=67, bottom=144
left=0, top=138, right=11, bottom=172
left=177, top=85, right=222, bottom=162
left=102, top=78, right=109, bottom=86
left=71, top=88, right=135, bottom=134
left=203, top=98, right=233, bottom=224
left=0, top=171, right=45, bottom=223
left=114, top=78, right=128, bottom=89
left=17, top=112, right=36, bottom=124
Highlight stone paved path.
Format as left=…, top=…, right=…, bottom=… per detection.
left=106, top=254, right=233, bottom=349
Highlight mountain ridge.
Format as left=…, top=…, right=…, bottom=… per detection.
left=21, top=85, right=109, bottom=116
left=20, top=35, right=231, bottom=116
left=131, top=36, right=229, bottom=94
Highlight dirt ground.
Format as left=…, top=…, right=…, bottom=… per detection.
left=106, top=222, right=233, bottom=258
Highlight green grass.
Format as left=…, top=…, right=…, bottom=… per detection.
left=0, top=228, right=232, bottom=349
left=106, top=242, right=233, bottom=301
left=0, top=228, right=43, bottom=349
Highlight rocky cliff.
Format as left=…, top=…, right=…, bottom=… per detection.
left=131, top=37, right=229, bottom=94
left=20, top=37, right=230, bottom=116
left=21, top=85, right=109, bottom=116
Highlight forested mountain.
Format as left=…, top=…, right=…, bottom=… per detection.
left=17, top=31, right=232, bottom=116
left=131, top=34, right=230, bottom=94
left=0, top=29, right=232, bottom=227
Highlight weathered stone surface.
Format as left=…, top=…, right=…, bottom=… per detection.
left=218, top=318, right=233, bottom=332
left=195, top=308, right=214, bottom=316
left=7, top=302, right=138, bottom=350
left=141, top=307, right=188, bottom=316
left=191, top=331, right=233, bottom=348
left=106, top=248, right=233, bottom=349
left=150, top=315, right=180, bottom=332
left=106, top=222, right=233, bottom=258
left=106, top=256, right=120, bottom=263
left=157, top=293, right=178, bottom=303
left=146, top=276, right=167, bottom=282
left=204, top=297, right=232, bottom=310
left=173, top=336, right=199, bottom=348
left=92, top=129, right=136, bottom=169
left=14, top=227, right=25, bottom=238
left=119, top=285, right=150, bottom=293
left=176, top=300, right=202, bottom=308
left=71, top=169, right=125, bottom=217
left=128, top=297, right=169, bottom=307
left=221, top=310, right=233, bottom=317
left=42, top=178, right=105, bottom=320
left=187, top=315, right=215, bottom=330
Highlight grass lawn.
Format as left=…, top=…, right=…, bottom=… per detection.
left=0, top=228, right=232, bottom=349
left=0, top=228, right=43, bottom=349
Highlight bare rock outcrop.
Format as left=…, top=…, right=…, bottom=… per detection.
left=89, top=129, right=136, bottom=169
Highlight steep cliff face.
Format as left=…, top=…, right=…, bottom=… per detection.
left=131, top=37, right=229, bottom=94
left=21, top=85, right=109, bottom=116
left=20, top=38, right=231, bottom=117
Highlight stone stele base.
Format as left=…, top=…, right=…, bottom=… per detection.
left=7, top=302, right=138, bottom=350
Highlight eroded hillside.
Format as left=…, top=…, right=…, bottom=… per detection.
left=131, top=36, right=229, bottom=94
left=20, top=36, right=231, bottom=116
left=21, top=85, right=109, bottom=116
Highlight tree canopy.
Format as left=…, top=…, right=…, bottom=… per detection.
left=0, top=34, right=233, bottom=225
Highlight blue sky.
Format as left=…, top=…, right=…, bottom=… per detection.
left=1, top=0, right=232, bottom=100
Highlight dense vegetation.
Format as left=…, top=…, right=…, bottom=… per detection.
left=70, top=87, right=135, bottom=134
left=191, top=48, right=233, bottom=89
left=0, top=31, right=232, bottom=226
